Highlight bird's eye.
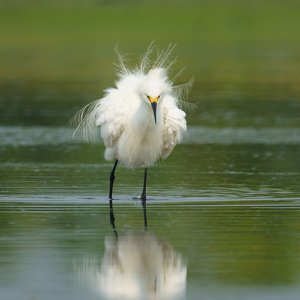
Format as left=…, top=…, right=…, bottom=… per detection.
left=157, top=95, right=160, bottom=99
left=147, top=95, right=150, bottom=99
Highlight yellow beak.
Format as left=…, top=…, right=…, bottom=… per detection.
left=147, top=96, right=160, bottom=124
left=148, top=96, right=159, bottom=104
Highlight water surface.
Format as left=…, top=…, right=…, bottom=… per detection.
left=1, top=1, right=300, bottom=298
left=1, top=94, right=300, bottom=299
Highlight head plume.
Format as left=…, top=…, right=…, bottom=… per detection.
left=113, top=43, right=194, bottom=107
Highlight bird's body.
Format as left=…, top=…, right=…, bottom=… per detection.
left=96, top=71, right=186, bottom=168
left=72, top=44, right=192, bottom=199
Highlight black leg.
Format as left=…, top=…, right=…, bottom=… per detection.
left=109, top=200, right=118, bottom=238
left=142, top=199, right=147, bottom=230
left=109, top=159, right=118, bottom=200
left=109, top=199, right=115, bottom=226
left=109, top=199, right=118, bottom=237
left=140, top=167, right=148, bottom=200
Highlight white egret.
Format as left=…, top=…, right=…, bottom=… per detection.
left=77, top=234, right=187, bottom=300
left=72, top=44, right=193, bottom=200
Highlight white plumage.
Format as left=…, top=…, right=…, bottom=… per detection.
left=72, top=44, right=193, bottom=199
left=77, top=233, right=187, bottom=299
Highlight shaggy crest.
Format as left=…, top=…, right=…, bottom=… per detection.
left=113, top=42, right=194, bottom=103
left=71, top=43, right=194, bottom=143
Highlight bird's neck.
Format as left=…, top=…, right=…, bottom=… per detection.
left=132, top=102, right=160, bottom=133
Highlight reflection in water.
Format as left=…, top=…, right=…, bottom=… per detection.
left=77, top=201, right=187, bottom=299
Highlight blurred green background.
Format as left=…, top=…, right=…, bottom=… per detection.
left=1, top=3, right=300, bottom=297
left=1, top=0, right=300, bottom=127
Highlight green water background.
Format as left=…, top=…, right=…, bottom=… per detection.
left=1, top=1, right=300, bottom=299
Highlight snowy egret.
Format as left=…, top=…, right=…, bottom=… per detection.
left=77, top=233, right=187, bottom=299
left=76, top=205, right=186, bottom=299
left=72, top=44, right=193, bottom=200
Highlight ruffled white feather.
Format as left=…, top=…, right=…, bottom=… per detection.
left=71, top=44, right=193, bottom=167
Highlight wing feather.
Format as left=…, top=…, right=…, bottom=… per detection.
left=162, top=95, right=187, bottom=159
left=72, top=88, right=129, bottom=147
left=96, top=88, right=129, bottom=148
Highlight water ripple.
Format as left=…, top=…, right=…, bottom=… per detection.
left=1, top=126, right=300, bottom=146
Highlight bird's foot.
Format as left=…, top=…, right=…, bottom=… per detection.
left=132, top=193, right=146, bottom=200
